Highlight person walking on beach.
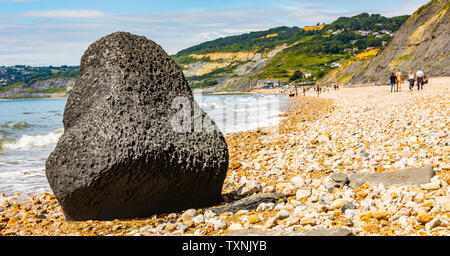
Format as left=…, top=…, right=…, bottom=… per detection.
left=390, top=73, right=397, bottom=93
left=416, top=69, right=424, bottom=90
left=408, top=71, right=415, bottom=91
left=395, top=70, right=403, bottom=92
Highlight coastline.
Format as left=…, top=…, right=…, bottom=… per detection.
left=1, top=77, right=449, bottom=236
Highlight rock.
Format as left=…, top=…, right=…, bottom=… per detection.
left=45, top=32, right=229, bottom=220
left=289, top=176, right=306, bottom=188
left=418, top=213, right=433, bottom=224
left=210, top=193, right=285, bottom=215
left=420, top=181, right=441, bottom=190
left=238, top=181, right=262, bottom=196
left=319, top=196, right=331, bottom=206
left=348, top=165, right=435, bottom=189
left=300, top=215, right=316, bottom=225
left=165, top=223, right=177, bottom=231
left=276, top=210, right=291, bottom=220
left=248, top=215, right=262, bottom=224
left=180, top=209, right=199, bottom=222
left=227, top=223, right=243, bottom=231
left=256, top=202, right=275, bottom=212
left=262, top=186, right=276, bottom=193
left=341, top=202, right=357, bottom=212
left=296, top=188, right=312, bottom=200
left=192, top=215, right=205, bottom=226
left=214, top=219, right=227, bottom=231
left=279, top=183, right=296, bottom=197
left=328, top=199, right=348, bottom=210
left=425, top=218, right=441, bottom=231
left=224, top=228, right=354, bottom=236
left=317, top=133, right=331, bottom=143
left=441, top=200, right=450, bottom=212
left=264, top=217, right=277, bottom=229
left=330, top=173, right=348, bottom=188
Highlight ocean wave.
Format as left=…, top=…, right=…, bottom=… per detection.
left=1, top=122, right=30, bottom=129
left=2, top=128, right=64, bottom=150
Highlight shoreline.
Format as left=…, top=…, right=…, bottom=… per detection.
left=1, top=77, right=449, bottom=236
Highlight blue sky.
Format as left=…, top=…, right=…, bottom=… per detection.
left=0, top=0, right=428, bottom=66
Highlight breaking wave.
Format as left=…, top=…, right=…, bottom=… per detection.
left=2, top=128, right=63, bottom=150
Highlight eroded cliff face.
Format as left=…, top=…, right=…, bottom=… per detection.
left=319, top=49, right=379, bottom=86
left=350, top=0, right=450, bottom=84
left=0, top=78, right=75, bottom=98
left=183, top=44, right=293, bottom=92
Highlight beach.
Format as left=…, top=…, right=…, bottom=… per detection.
left=0, top=77, right=449, bottom=236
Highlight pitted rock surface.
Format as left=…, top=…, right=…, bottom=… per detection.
left=46, top=32, right=229, bottom=221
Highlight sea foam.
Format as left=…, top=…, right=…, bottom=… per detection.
left=2, top=128, right=63, bottom=150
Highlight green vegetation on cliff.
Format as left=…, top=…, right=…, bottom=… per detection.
left=173, top=26, right=304, bottom=57
left=0, top=66, right=78, bottom=94
left=173, top=13, right=409, bottom=86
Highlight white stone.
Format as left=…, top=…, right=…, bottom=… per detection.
left=180, top=209, right=199, bottom=222
left=425, top=218, right=441, bottom=231
left=296, top=188, right=312, bottom=200
left=192, top=215, right=205, bottom=226
left=228, top=223, right=243, bottom=231
left=290, top=176, right=306, bottom=188
left=421, top=181, right=441, bottom=190
left=214, top=219, right=228, bottom=231
left=276, top=209, right=291, bottom=220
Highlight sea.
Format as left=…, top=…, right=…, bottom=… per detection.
left=0, top=94, right=293, bottom=198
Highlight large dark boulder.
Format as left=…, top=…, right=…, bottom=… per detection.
left=45, top=32, right=229, bottom=221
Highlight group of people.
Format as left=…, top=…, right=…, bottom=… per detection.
left=390, top=69, right=427, bottom=92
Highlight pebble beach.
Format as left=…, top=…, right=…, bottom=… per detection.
left=0, top=77, right=449, bottom=236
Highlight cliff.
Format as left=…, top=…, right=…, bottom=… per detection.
left=350, top=0, right=450, bottom=84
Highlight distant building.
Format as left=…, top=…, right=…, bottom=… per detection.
left=331, top=62, right=343, bottom=68
left=356, top=30, right=371, bottom=36
left=304, top=72, right=312, bottom=78
left=256, top=79, right=280, bottom=88
left=331, top=28, right=344, bottom=35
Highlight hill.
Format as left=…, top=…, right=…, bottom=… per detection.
left=175, top=13, right=409, bottom=91
left=348, top=0, right=450, bottom=84
left=0, top=66, right=77, bottom=98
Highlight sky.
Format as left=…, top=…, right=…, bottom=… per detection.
left=0, top=0, right=428, bottom=66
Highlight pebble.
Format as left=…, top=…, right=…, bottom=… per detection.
left=296, top=188, right=312, bottom=200
left=228, top=223, right=243, bottom=231
left=214, top=219, right=227, bottom=231
left=180, top=209, right=198, bottom=222
left=276, top=210, right=290, bottom=220
left=192, top=215, right=205, bottom=226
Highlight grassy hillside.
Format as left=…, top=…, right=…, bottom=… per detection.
left=173, top=13, right=409, bottom=87
left=173, top=26, right=304, bottom=59
left=256, top=13, right=409, bottom=82
left=0, top=66, right=78, bottom=94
